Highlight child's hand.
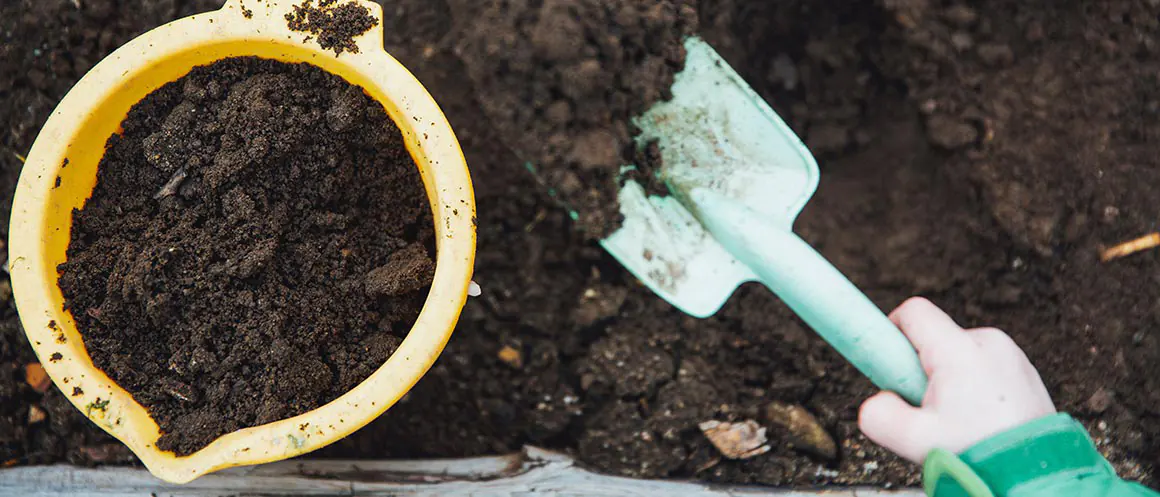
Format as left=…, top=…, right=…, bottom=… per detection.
left=858, top=298, right=1057, bottom=463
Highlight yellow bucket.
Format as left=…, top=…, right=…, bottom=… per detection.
left=7, top=0, right=475, bottom=483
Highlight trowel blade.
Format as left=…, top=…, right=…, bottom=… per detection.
left=601, top=181, right=756, bottom=318
left=601, top=37, right=819, bottom=317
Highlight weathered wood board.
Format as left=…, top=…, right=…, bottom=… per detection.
left=0, top=447, right=923, bottom=497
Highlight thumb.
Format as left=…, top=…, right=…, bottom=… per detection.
left=858, top=391, right=938, bottom=463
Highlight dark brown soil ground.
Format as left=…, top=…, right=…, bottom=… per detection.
left=57, top=57, right=434, bottom=456
left=451, top=0, right=697, bottom=238
left=2, top=0, right=1158, bottom=489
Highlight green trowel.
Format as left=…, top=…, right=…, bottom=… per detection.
left=600, top=38, right=929, bottom=404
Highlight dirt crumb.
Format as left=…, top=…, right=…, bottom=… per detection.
left=365, top=243, right=435, bottom=297
left=285, top=0, right=379, bottom=55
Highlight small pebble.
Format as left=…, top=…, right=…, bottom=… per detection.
left=24, top=363, right=51, bottom=393
left=815, top=466, right=840, bottom=478
left=468, top=280, right=482, bottom=297
left=1087, top=388, right=1114, bottom=413
left=498, top=345, right=523, bottom=369
left=1102, top=205, right=1120, bottom=222
left=951, top=32, right=974, bottom=51
left=763, top=401, right=838, bottom=460
left=943, top=5, right=979, bottom=26
left=925, top=114, right=978, bottom=150
left=699, top=420, right=770, bottom=460
left=28, top=405, right=46, bottom=424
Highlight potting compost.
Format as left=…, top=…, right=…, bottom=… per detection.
left=2, top=0, right=1158, bottom=489
left=57, top=56, right=435, bottom=456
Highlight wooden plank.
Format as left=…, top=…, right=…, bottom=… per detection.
left=226, top=451, right=526, bottom=480
left=0, top=446, right=924, bottom=497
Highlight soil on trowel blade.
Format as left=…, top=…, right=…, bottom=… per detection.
left=1, top=0, right=1158, bottom=490
left=57, top=57, right=434, bottom=456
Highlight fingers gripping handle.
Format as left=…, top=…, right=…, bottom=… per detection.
left=690, top=189, right=929, bottom=404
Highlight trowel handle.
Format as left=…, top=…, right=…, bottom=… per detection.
left=689, top=189, right=928, bottom=404
left=749, top=230, right=928, bottom=404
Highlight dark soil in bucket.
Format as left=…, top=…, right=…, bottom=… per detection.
left=56, top=57, right=435, bottom=456
left=2, top=0, right=1159, bottom=490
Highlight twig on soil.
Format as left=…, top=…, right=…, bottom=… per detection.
left=84, top=307, right=104, bottom=323
left=153, top=167, right=188, bottom=199
left=6, top=149, right=25, bottom=164
left=162, top=379, right=199, bottom=403
left=524, top=209, right=547, bottom=232
left=1100, top=233, right=1160, bottom=262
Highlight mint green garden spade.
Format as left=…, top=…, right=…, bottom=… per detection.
left=601, top=37, right=929, bottom=404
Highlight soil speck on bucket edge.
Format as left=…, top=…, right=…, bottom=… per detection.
left=286, top=0, right=379, bottom=56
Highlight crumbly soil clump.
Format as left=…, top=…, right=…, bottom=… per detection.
left=285, top=0, right=380, bottom=55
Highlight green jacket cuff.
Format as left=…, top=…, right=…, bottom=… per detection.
left=924, top=413, right=1115, bottom=497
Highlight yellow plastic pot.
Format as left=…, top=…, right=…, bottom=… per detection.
left=8, top=0, right=475, bottom=484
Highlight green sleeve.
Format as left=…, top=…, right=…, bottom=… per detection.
left=923, top=413, right=1158, bottom=497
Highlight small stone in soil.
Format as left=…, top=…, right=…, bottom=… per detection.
left=943, top=5, right=979, bottom=26
left=571, top=285, right=629, bottom=328
left=762, top=401, right=837, bottom=460
left=24, top=363, right=50, bottom=393
left=1087, top=387, right=1115, bottom=414
left=925, top=114, right=979, bottom=150
left=152, top=167, right=188, bottom=199
left=698, top=419, right=770, bottom=460
left=950, top=32, right=974, bottom=51
left=498, top=345, right=523, bottom=369
left=27, top=406, right=46, bottom=424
